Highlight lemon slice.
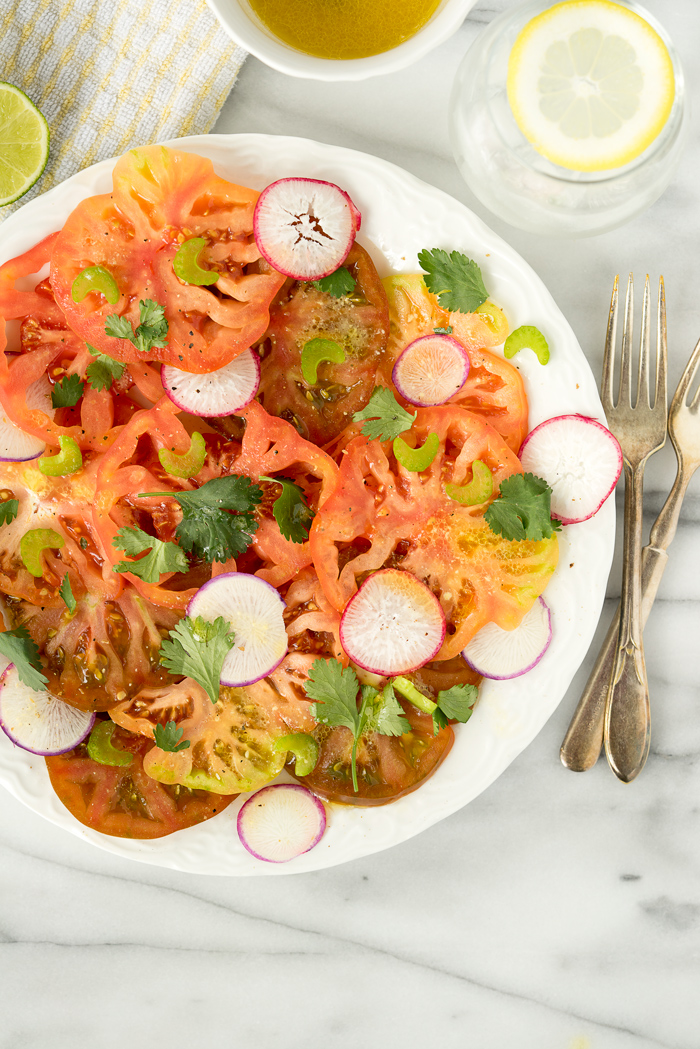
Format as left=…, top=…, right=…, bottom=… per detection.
left=0, top=82, right=50, bottom=207
left=507, top=0, right=675, bottom=172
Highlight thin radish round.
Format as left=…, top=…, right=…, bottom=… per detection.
left=519, top=414, right=622, bottom=524
left=253, top=177, right=359, bottom=280
left=237, top=784, right=326, bottom=863
left=0, top=665, right=95, bottom=755
left=392, top=334, right=470, bottom=406
left=340, top=568, right=445, bottom=676
left=187, top=572, right=288, bottom=687
left=162, top=349, right=260, bottom=416
left=0, top=375, right=55, bottom=462
left=462, top=598, right=552, bottom=680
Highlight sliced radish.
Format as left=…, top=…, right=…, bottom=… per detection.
left=187, top=572, right=288, bottom=687
left=519, top=414, right=622, bottom=524
left=0, top=664, right=95, bottom=755
left=254, top=177, right=359, bottom=280
left=237, top=783, right=327, bottom=863
left=0, top=374, right=55, bottom=462
left=392, top=334, right=470, bottom=406
left=462, top=597, right=552, bottom=680
left=340, top=568, right=445, bottom=676
left=162, top=349, right=260, bottom=417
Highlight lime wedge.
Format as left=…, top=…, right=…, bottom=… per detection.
left=0, top=82, right=50, bottom=207
left=507, top=1, right=675, bottom=172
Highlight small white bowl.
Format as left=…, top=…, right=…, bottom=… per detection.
left=205, top=0, right=477, bottom=80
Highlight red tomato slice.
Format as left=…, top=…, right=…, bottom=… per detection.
left=50, top=146, right=286, bottom=373
left=310, top=405, right=559, bottom=660
left=46, top=724, right=234, bottom=838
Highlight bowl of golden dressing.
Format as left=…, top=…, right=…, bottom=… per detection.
left=205, top=0, right=477, bottom=79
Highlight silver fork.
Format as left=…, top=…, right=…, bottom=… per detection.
left=560, top=275, right=667, bottom=781
left=561, top=328, right=700, bottom=775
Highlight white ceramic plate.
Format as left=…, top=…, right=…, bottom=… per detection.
left=0, top=134, right=614, bottom=875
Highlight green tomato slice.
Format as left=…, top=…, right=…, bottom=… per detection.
left=173, top=237, right=218, bottom=286
left=71, top=265, right=120, bottom=305
left=445, top=459, right=494, bottom=505
left=38, top=435, right=83, bottom=476
left=20, top=528, right=64, bottom=577
left=87, top=721, right=134, bottom=767
left=273, top=732, right=320, bottom=777
left=392, top=431, right=440, bottom=472
left=300, top=337, right=346, bottom=385
left=157, top=431, right=206, bottom=479
left=504, top=325, right=550, bottom=365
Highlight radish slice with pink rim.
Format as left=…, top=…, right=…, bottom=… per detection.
left=162, top=349, right=260, bottom=417
left=340, top=568, right=445, bottom=676
left=0, top=664, right=95, bottom=755
left=187, top=572, right=288, bottom=687
left=519, top=414, right=622, bottom=524
left=0, top=375, right=55, bottom=462
left=253, top=177, right=359, bottom=280
left=392, top=334, right=470, bottom=406
left=462, top=598, right=552, bottom=680
left=237, top=784, right=327, bottom=863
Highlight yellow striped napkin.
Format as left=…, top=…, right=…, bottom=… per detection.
left=0, top=0, right=246, bottom=219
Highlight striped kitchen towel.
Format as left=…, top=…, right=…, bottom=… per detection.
left=0, top=0, right=246, bottom=218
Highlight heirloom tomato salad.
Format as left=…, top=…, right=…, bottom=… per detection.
left=0, top=146, right=620, bottom=861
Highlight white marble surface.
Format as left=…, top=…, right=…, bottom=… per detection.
left=2, top=1, right=700, bottom=1045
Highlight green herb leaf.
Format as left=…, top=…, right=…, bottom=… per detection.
left=312, top=266, right=356, bottom=298
left=432, top=707, right=449, bottom=735
left=436, top=683, right=477, bottom=723
left=305, top=658, right=361, bottom=735
left=418, top=248, right=489, bottom=314
left=51, top=373, right=84, bottom=408
left=105, top=298, right=169, bottom=355
left=0, top=499, right=19, bottom=526
left=139, top=476, right=262, bottom=563
left=259, top=475, right=314, bottom=544
left=160, top=615, right=235, bottom=705
left=365, top=680, right=411, bottom=736
left=59, top=574, right=76, bottom=614
left=154, top=720, right=191, bottom=753
left=85, top=344, right=126, bottom=392
left=0, top=625, right=47, bottom=691
left=433, top=326, right=453, bottom=335
left=485, top=473, right=562, bottom=541
left=353, top=386, right=416, bottom=442
left=113, top=526, right=188, bottom=584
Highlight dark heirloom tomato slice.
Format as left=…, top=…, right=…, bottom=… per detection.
left=50, top=146, right=285, bottom=374
left=310, top=405, right=559, bottom=660
left=46, top=724, right=234, bottom=838
left=255, top=242, right=390, bottom=445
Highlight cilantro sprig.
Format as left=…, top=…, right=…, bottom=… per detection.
left=160, top=615, right=235, bottom=705
left=0, top=499, right=19, bottom=526
left=0, top=625, right=48, bottom=691
left=86, top=345, right=126, bottom=392
left=154, top=720, right=191, bottom=753
left=112, top=526, right=188, bottom=583
left=51, top=374, right=84, bottom=408
left=305, top=659, right=410, bottom=792
left=105, top=298, right=169, bottom=355
left=418, top=248, right=489, bottom=314
left=59, top=574, right=76, bottom=614
left=485, top=473, right=562, bottom=542
left=259, top=475, right=314, bottom=544
left=353, top=386, right=416, bottom=442
left=139, top=476, right=262, bottom=563
left=311, top=266, right=356, bottom=298
left=393, top=676, right=477, bottom=736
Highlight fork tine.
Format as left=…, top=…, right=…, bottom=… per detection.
left=680, top=337, right=700, bottom=411
left=618, top=273, right=634, bottom=406
left=655, top=276, right=668, bottom=410
left=601, top=275, right=619, bottom=408
left=637, top=276, right=651, bottom=408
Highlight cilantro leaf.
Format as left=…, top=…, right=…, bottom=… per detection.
left=353, top=386, right=416, bottom=442
left=437, top=683, right=477, bottom=723
left=139, top=476, right=262, bottom=563
left=0, top=499, right=19, bottom=526
left=105, top=298, right=169, bottom=354
left=59, top=574, right=76, bottom=614
left=112, top=526, right=188, bottom=583
left=485, top=473, right=562, bottom=541
left=432, top=707, right=449, bottom=735
left=365, top=681, right=411, bottom=737
left=85, top=344, right=126, bottom=392
left=259, top=475, right=314, bottom=544
left=312, top=266, right=356, bottom=298
left=154, top=720, right=191, bottom=753
left=160, top=615, right=235, bottom=705
left=51, top=373, right=84, bottom=408
left=0, top=625, right=48, bottom=691
left=433, top=326, right=453, bottom=335
left=418, top=248, right=489, bottom=314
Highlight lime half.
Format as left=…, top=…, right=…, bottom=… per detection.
left=0, top=82, right=50, bottom=207
left=507, top=1, right=675, bottom=172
